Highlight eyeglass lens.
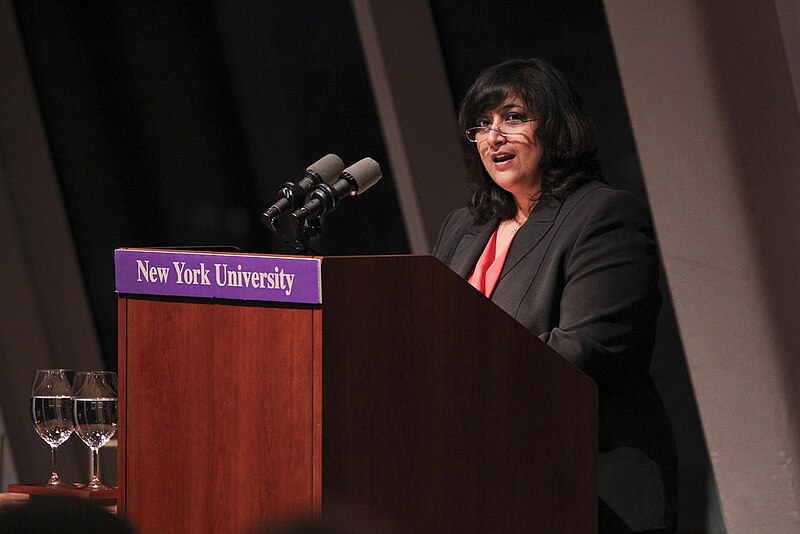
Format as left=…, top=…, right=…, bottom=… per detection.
left=466, top=119, right=534, bottom=142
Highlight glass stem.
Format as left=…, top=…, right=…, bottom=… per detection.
left=89, top=447, right=101, bottom=488
left=48, top=445, right=60, bottom=485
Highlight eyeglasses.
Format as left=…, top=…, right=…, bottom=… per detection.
left=465, top=118, right=538, bottom=143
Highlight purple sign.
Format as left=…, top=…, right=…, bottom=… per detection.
left=114, top=249, right=321, bottom=304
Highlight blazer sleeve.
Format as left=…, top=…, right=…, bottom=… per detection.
left=432, top=207, right=470, bottom=263
left=432, top=209, right=456, bottom=259
left=539, top=189, right=661, bottom=386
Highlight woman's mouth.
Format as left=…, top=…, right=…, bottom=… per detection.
left=492, top=152, right=515, bottom=169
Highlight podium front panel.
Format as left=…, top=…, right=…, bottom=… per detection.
left=119, top=296, right=319, bottom=533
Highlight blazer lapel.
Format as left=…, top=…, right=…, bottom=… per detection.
left=499, top=196, right=563, bottom=280
left=449, top=217, right=498, bottom=278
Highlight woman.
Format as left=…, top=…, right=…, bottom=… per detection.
left=433, top=58, right=678, bottom=533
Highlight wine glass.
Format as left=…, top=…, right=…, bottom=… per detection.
left=72, top=371, right=118, bottom=490
left=30, top=369, right=75, bottom=486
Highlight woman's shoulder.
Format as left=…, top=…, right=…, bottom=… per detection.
left=441, top=206, right=474, bottom=230
left=432, top=206, right=487, bottom=261
left=563, top=181, right=651, bottom=222
left=568, top=180, right=644, bottom=204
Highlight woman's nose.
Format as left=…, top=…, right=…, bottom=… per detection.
left=486, top=126, right=506, bottom=146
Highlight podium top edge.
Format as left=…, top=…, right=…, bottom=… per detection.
left=114, top=248, right=433, bottom=261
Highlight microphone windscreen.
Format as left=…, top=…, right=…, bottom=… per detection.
left=307, top=154, right=345, bottom=184
left=343, top=157, right=382, bottom=194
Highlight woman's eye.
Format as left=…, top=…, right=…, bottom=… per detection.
left=506, top=112, right=525, bottom=122
left=477, top=118, right=492, bottom=127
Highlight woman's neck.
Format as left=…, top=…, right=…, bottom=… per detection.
left=511, top=184, right=541, bottom=221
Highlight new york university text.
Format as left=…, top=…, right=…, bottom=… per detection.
left=136, top=259, right=296, bottom=296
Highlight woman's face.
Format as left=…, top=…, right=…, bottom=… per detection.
left=474, top=96, right=542, bottom=209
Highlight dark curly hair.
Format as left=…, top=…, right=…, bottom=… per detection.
left=458, top=58, right=603, bottom=222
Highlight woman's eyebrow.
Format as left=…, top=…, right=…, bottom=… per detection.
left=477, top=103, right=527, bottom=119
left=497, top=103, right=527, bottom=112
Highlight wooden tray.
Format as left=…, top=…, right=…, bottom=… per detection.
left=8, top=483, right=116, bottom=504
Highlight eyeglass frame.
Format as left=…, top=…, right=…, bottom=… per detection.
left=464, top=118, right=538, bottom=143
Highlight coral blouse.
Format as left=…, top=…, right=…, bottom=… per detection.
left=467, top=226, right=519, bottom=298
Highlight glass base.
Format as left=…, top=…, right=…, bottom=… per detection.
left=85, top=475, right=110, bottom=491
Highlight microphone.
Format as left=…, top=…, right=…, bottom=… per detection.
left=292, top=157, right=382, bottom=222
left=260, top=154, right=345, bottom=226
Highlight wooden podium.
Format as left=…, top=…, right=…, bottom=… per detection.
left=116, top=251, right=597, bottom=533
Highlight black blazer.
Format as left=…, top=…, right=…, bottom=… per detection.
left=433, top=181, right=678, bottom=533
